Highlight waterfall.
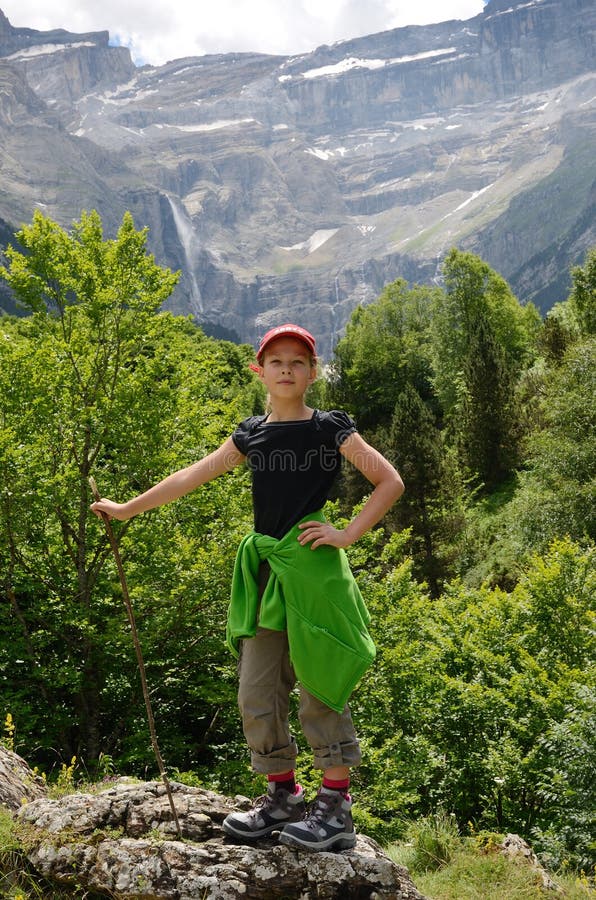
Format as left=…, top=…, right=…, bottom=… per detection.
left=330, top=274, right=341, bottom=348
left=165, top=195, right=203, bottom=316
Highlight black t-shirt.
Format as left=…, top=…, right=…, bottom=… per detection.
left=231, top=409, right=357, bottom=538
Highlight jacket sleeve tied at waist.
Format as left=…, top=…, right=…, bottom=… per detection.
left=226, top=510, right=376, bottom=713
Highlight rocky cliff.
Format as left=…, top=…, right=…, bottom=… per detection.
left=0, top=0, right=594, bottom=354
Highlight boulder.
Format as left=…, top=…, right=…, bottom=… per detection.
left=500, top=834, right=563, bottom=893
left=17, top=779, right=429, bottom=899
left=0, top=745, right=47, bottom=811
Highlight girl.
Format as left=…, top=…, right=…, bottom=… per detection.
left=91, top=323, right=404, bottom=851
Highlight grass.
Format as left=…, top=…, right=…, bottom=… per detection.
left=415, top=850, right=537, bottom=900
left=0, top=803, right=67, bottom=900
left=0, top=786, right=119, bottom=899
left=387, top=818, right=596, bottom=900
left=399, top=846, right=596, bottom=900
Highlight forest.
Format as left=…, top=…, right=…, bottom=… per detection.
left=0, top=210, right=594, bottom=877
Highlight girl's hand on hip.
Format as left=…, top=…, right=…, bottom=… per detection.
left=297, top=520, right=350, bottom=549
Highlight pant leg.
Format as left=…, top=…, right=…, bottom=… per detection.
left=237, top=626, right=299, bottom=774
left=298, top=687, right=362, bottom=770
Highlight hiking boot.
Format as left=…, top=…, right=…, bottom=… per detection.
left=279, top=787, right=357, bottom=851
left=222, top=783, right=306, bottom=840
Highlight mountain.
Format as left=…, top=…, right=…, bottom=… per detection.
left=0, top=0, right=594, bottom=354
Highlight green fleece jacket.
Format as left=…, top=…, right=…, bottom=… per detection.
left=226, top=510, right=376, bottom=713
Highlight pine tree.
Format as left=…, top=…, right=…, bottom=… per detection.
left=387, top=384, right=446, bottom=595
left=457, top=314, right=518, bottom=489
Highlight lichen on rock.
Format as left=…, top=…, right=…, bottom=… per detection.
left=15, top=777, right=429, bottom=899
left=0, top=745, right=47, bottom=811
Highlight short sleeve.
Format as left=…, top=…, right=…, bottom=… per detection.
left=231, top=416, right=259, bottom=454
left=318, top=409, right=357, bottom=447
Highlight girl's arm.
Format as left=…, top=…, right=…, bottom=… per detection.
left=90, top=436, right=246, bottom=521
left=298, top=432, right=404, bottom=549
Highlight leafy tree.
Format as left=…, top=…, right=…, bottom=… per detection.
left=329, top=278, right=439, bottom=432
left=430, top=250, right=539, bottom=490
left=328, top=278, right=454, bottom=569
left=0, top=210, right=254, bottom=769
left=432, top=249, right=539, bottom=414
left=329, top=256, right=543, bottom=584
left=531, top=685, right=596, bottom=872
left=351, top=534, right=594, bottom=869
left=537, top=311, right=576, bottom=366
left=568, top=246, right=596, bottom=337
left=505, top=336, right=595, bottom=553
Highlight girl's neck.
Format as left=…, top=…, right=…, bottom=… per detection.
left=266, top=402, right=313, bottom=423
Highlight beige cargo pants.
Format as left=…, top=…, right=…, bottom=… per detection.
left=236, top=564, right=362, bottom=774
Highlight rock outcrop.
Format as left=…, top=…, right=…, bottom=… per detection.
left=2, top=748, right=564, bottom=899
left=0, top=745, right=47, bottom=810
left=0, top=8, right=135, bottom=97
left=0, top=0, right=594, bottom=352
left=500, top=833, right=563, bottom=893
left=16, top=779, right=429, bottom=899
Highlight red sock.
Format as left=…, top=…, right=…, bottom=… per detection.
left=268, top=771, right=296, bottom=793
left=322, top=776, right=350, bottom=796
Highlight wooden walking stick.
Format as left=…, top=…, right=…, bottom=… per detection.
left=89, top=476, right=182, bottom=840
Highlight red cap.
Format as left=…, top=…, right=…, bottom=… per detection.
left=256, top=324, right=317, bottom=363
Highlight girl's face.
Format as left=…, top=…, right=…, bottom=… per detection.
left=258, top=337, right=317, bottom=398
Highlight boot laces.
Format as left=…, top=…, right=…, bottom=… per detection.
left=254, top=791, right=277, bottom=812
left=305, top=792, right=337, bottom=830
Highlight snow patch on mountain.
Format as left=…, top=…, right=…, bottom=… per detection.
left=5, top=42, right=96, bottom=61
left=280, top=229, right=339, bottom=253
left=157, top=119, right=258, bottom=132
left=486, top=0, right=547, bottom=19
left=280, top=48, right=457, bottom=82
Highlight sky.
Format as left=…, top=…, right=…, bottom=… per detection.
left=0, top=1, right=488, bottom=66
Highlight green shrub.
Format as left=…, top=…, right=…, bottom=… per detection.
left=401, top=812, right=461, bottom=874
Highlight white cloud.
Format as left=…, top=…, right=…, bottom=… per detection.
left=0, top=1, right=487, bottom=66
